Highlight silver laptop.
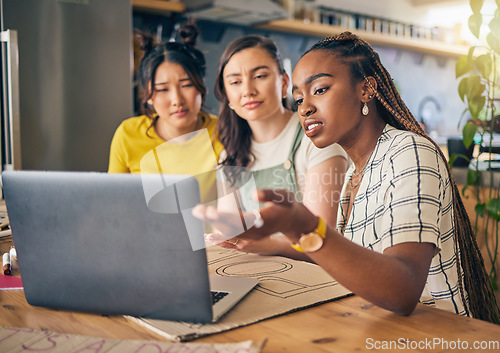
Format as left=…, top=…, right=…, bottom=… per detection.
left=2, top=170, right=258, bottom=323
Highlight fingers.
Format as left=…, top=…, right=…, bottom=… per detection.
left=205, top=232, right=241, bottom=249
left=242, top=209, right=263, bottom=229
left=192, top=204, right=207, bottom=220
left=192, top=204, right=220, bottom=222
left=205, top=232, right=226, bottom=243
left=254, top=189, right=296, bottom=207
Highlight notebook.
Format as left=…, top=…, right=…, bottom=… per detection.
left=1, top=170, right=258, bottom=323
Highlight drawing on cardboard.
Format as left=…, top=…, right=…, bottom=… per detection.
left=207, top=247, right=341, bottom=299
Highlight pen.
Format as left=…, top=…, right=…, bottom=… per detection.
left=3, top=252, right=11, bottom=275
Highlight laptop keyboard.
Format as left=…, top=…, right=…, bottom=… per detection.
left=211, top=291, right=229, bottom=305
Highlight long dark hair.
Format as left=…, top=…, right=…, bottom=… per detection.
left=214, top=35, right=287, bottom=167
left=136, top=23, right=207, bottom=134
left=307, top=31, right=499, bottom=323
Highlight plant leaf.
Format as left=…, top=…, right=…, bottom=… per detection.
left=471, top=0, right=485, bottom=14
left=469, top=13, right=483, bottom=39
left=456, top=56, right=473, bottom=78
left=476, top=53, right=492, bottom=79
left=475, top=202, right=486, bottom=217
left=490, top=16, right=500, bottom=36
left=487, top=32, right=500, bottom=55
left=466, top=74, right=485, bottom=97
left=458, top=77, right=468, bottom=102
left=467, top=168, right=481, bottom=185
left=448, top=153, right=458, bottom=168
left=462, top=122, right=477, bottom=148
left=468, top=45, right=476, bottom=59
left=463, top=74, right=486, bottom=118
left=468, top=95, right=486, bottom=120
left=486, top=197, right=500, bottom=220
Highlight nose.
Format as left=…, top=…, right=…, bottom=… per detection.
left=298, top=99, right=316, bottom=118
left=242, top=79, right=256, bottom=97
left=171, top=87, right=184, bottom=107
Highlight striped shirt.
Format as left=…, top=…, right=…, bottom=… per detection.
left=337, top=125, right=468, bottom=315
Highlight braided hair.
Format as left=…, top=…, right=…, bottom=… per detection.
left=306, top=31, right=499, bottom=323
left=136, top=23, right=207, bottom=135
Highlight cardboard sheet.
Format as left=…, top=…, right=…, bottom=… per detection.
left=0, top=326, right=265, bottom=353
left=132, top=247, right=352, bottom=341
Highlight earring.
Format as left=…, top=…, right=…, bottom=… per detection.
left=228, top=103, right=234, bottom=110
left=362, top=102, right=369, bottom=116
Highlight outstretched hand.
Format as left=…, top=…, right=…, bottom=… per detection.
left=192, top=189, right=317, bottom=244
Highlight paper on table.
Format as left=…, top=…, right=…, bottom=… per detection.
left=0, top=275, right=22, bottom=290
left=131, top=247, right=352, bottom=341
left=0, top=326, right=265, bottom=353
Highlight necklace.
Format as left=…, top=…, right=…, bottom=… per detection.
left=349, top=147, right=376, bottom=189
left=349, top=174, right=364, bottom=190
left=349, top=174, right=364, bottom=189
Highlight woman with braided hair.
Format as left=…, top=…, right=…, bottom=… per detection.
left=194, top=31, right=500, bottom=322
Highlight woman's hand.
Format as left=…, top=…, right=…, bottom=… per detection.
left=205, top=232, right=292, bottom=256
left=255, top=189, right=318, bottom=242
left=192, top=189, right=318, bottom=244
left=192, top=203, right=264, bottom=242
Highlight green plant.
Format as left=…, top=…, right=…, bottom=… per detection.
left=455, top=0, right=500, bottom=290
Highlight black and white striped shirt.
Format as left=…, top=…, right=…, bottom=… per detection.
left=337, top=125, right=468, bottom=315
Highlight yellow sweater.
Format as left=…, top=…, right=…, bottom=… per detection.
left=108, top=113, right=223, bottom=203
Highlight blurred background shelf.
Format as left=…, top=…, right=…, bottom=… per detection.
left=132, top=0, right=186, bottom=15
left=257, top=19, right=469, bottom=58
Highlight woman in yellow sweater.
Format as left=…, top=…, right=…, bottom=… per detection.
left=108, top=24, right=223, bottom=203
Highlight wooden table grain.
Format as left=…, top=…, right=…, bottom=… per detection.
left=2, top=234, right=500, bottom=352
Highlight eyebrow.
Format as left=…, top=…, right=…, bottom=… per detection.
left=154, top=77, right=191, bottom=86
left=292, top=73, right=334, bottom=94
left=224, top=65, right=270, bottom=79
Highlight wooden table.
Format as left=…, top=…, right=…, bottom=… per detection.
left=2, top=235, right=500, bottom=352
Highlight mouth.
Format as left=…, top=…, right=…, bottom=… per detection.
left=303, top=119, right=324, bottom=137
left=243, top=101, right=263, bottom=109
left=171, top=109, right=188, bottom=117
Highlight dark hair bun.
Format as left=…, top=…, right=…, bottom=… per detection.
left=177, top=23, right=205, bottom=77
left=179, top=24, right=199, bottom=47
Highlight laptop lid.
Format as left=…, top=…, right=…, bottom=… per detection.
left=3, top=171, right=219, bottom=323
